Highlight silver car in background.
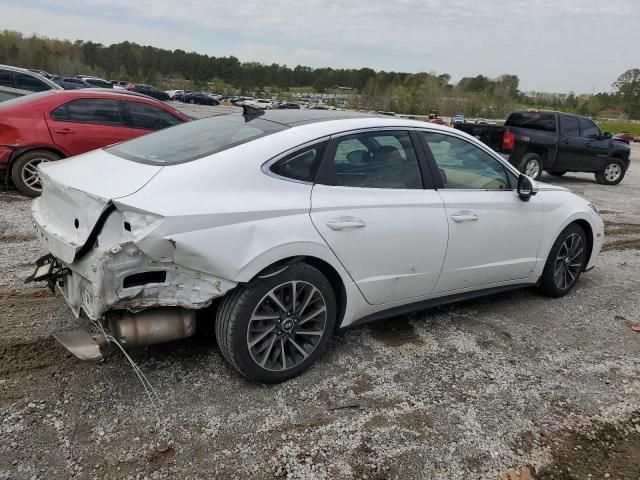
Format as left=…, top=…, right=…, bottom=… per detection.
left=0, top=64, right=61, bottom=102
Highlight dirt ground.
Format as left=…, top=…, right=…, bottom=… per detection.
left=1, top=128, right=639, bottom=479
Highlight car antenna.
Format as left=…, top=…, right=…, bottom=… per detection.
left=242, top=104, right=265, bottom=121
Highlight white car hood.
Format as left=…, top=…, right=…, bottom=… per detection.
left=536, top=181, right=569, bottom=192
left=32, top=149, right=162, bottom=262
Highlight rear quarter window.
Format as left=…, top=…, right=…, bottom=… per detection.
left=505, top=112, right=556, bottom=132
left=269, top=142, right=328, bottom=182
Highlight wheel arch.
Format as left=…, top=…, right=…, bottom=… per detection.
left=572, top=219, right=594, bottom=271
left=5, top=145, right=67, bottom=185
left=253, top=255, right=348, bottom=329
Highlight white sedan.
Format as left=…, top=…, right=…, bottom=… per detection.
left=30, top=109, right=604, bottom=382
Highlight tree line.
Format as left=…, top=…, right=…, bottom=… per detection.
left=0, top=30, right=637, bottom=119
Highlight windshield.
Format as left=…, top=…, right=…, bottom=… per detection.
left=106, top=114, right=288, bottom=165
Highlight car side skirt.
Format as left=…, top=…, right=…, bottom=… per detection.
left=345, top=283, right=532, bottom=329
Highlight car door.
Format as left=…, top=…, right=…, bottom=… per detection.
left=0, top=69, right=17, bottom=101
left=121, top=99, right=184, bottom=137
left=417, top=130, right=545, bottom=294
left=577, top=117, right=609, bottom=170
left=13, top=71, right=52, bottom=96
left=557, top=114, right=586, bottom=171
left=310, top=129, right=449, bottom=305
left=46, top=98, right=134, bottom=156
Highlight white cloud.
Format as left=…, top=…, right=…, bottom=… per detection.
left=1, top=0, right=638, bottom=92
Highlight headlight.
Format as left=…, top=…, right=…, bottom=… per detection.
left=588, top=203, right=600, bottom=216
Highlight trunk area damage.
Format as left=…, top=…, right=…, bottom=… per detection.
left=29, top=153, right=237, bottom=360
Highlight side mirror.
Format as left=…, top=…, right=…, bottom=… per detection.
left=602, top=132, right=612, bottom=140
left=517, top=174, right=539, bottom=202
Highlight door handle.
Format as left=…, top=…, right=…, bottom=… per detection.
left=450, top=212, right=479, bottom=223
left=326, top=216, right=366, bottom=230
left=53, top=128, right=75, bottom=135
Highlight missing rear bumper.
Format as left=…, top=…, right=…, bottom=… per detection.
left=52, top=330, right=106, bottom=361
left=24, top=254, right=70, bottom=292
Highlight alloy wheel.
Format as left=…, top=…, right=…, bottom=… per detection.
left=604, top=163, right=622, bottom=182
left=525, top=159, right=540, bottom=178
left=553, top=233, right=584, bottom=290
left=21, top=157, right=49, bottom=193
left=247, top=281, right=327, bottom=372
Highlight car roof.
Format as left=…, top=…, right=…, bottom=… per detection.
left=258, top=109, right=384, bottom=127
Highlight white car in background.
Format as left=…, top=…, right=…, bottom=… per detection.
left=165, top=89, right=185, bottom=99
left=29, top=109, right=604, bottom=383
left=249, top=98, right=274, bottom=109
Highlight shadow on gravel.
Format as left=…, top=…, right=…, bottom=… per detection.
left=533, top=412, right=640, bottom=480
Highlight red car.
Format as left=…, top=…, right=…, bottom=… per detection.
left=0, top=90, right=189, bottom=196
left=613, top=132, right=634, bottom=144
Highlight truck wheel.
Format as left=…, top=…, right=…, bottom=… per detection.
left=595, top=159, right=625, bottom=185
left=540, top=223, right=586, bottom=298
left=549, top=171, right=567, bottom=177
left=11, top=150, right=61, bottom=197
left=518, top=153, right=543, bottom=180
left=215, top=262, right=336, bottom=383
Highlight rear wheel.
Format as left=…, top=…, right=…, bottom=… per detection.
left=540, top=224, right=587, bottom=298
left=215, top=263, right=336, bottom=383
left=11, top=150, right=61, bottom=197
left=518, top=153, right=543, bottom=180
left=595, top=159, right=625, bottom=185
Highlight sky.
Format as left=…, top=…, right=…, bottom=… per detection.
left=1, top=0, right=638, bottom=93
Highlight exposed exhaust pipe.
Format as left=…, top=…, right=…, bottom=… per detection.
left=53, top=308, right=196, bottom=360
left=108, top=308, right=196, bottom=346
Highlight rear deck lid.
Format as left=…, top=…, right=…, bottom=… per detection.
left=32, top=149, right=162, bottom=263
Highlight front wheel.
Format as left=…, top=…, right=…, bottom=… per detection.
left=215, top=263, right=336, bottom=383
left=518, top=153, right=543, bottom=180
left=595, top=159, right=625, bottom=185
left=540, top=224, right=587, bottom=298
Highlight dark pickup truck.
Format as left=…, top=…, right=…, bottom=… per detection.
left=455, top=110, right=631, bottom=185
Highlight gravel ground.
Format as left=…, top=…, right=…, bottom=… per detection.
left=1, top=119, right=639, bottom=479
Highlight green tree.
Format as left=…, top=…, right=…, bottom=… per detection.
left=612, top=69, right=640, bottom=118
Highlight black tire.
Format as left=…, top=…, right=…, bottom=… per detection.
left=549, top=171, right=567, bottom=177
left=215, top=262, right=337, bottom=383
left=540, top=224, right=587, bottom=298
left=11, top=150, right=61, bottom=197
left=518, top=153, right=543, bottom=180
left=595, top=159, right=626, bottom=185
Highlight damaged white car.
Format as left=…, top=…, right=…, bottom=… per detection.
left=29, top=108, right=604, bottom=382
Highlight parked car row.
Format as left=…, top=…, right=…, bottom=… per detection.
left=173, top=91, right=220, bottom=105
left=0, top=89, right=189, bottom=196
left=454, top=110, right=631, bottom=185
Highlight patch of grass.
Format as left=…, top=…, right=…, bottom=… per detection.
left=597, top=121, right=640, bottom=136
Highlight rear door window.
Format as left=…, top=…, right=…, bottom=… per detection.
left=14, top=72, right=50, bottom=92
left=124, top=101, right=183, bottom=130
left=51, top=99, right=125, bottom=126
left=505, top=112, right=556, bottom=132
left=560, top=115, right=580, bottom=137
left=322, top=130, right=423, bottom=189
